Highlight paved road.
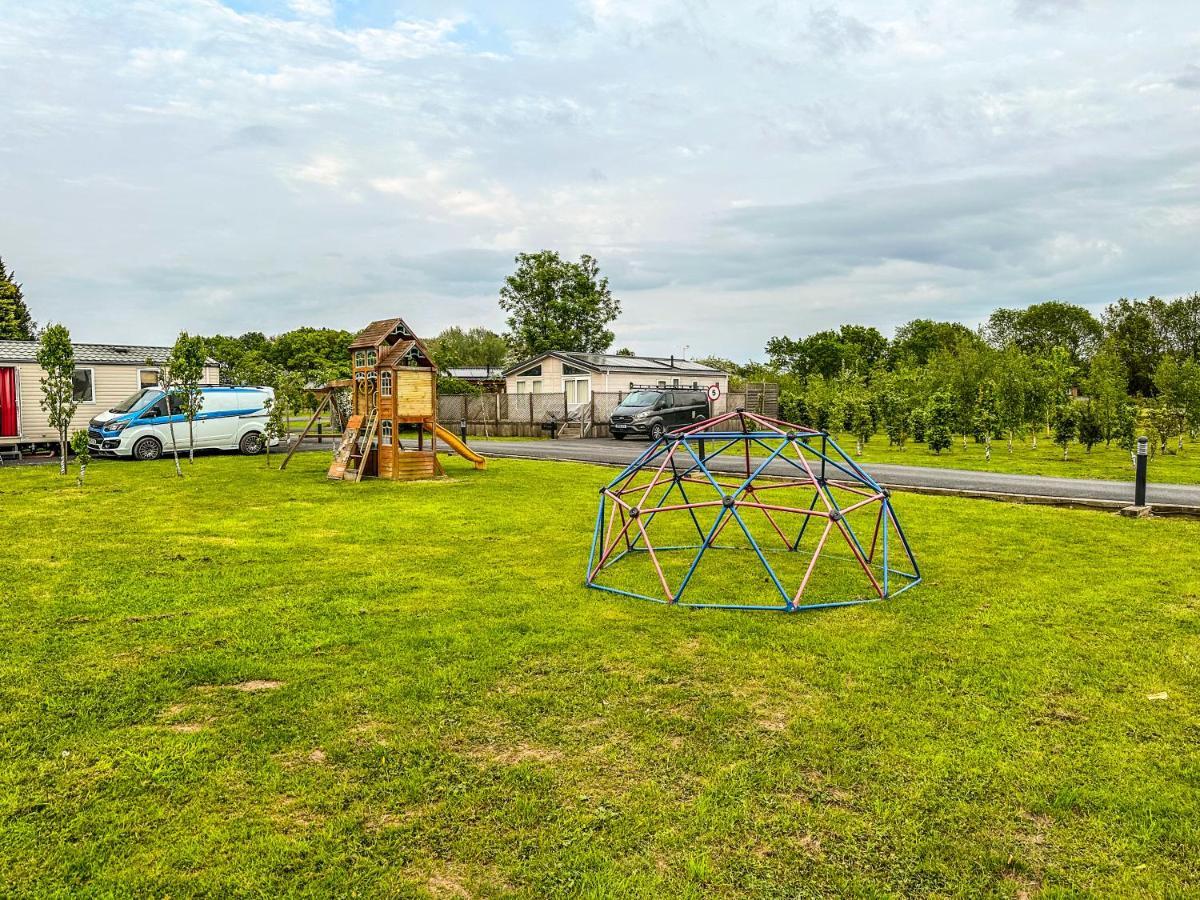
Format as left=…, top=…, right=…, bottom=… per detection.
left=467, top=438, right=1200, bottom=509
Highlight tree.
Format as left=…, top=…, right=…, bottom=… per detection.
left=973, top=379, right=999, bottom=461
left=924, top=391, right=955, bottom=454
left=1077, top=402, right=1103, bottom=453
left=428, top=326, right=508, bottom=370
left=1052, top=404, right=1077, bottom=460
left=36, top=324, right=78, bottom=474
left=69, top=430, right=91, bottom=487
left=155, top=357, right=185, bottom=478
left=0, top=257, right=35, bottom=340
left=985, top=301, right=1102, bottom=365
left=499, top=251, right=620, bottom=359
left=1085, top=340, right=1129, bottom=444
left=890, top=319, right=983, bottom=366
left=615, top=347, right=636, bottom=357
left=262, top=396, right=287, bottom=468
left=1103, top=298, right=1164, bottom=395
left=994, top=348, right=1030, bottom=452
left=167, top=332, right=208, bottom=464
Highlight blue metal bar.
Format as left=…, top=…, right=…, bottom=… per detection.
left=587, top=583, right=671, bottom=604
left=790, top=490, right=822, bottom=551
left=887, top=502, right=922, bottom=580
left=673, top=506, right=730, bottom=603
left=881, top=498, right=889, bottom=597
left=586, top=494, right=604, bottom=580
left=727, top=504, right=792, bottom=605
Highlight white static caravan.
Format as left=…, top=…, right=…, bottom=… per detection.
left=0, top=340, right=221, bottom=447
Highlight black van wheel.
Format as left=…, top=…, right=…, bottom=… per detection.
left=133, top=436, right=163, bottom=461
left=239, top=432, right=265, bottom=455
left=650, top=422, right=666, bottom=441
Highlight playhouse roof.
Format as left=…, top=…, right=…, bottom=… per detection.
left=349, top=319, right=407, bottom=349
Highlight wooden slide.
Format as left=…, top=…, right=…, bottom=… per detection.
left=426, top=423, right=486, bottom=470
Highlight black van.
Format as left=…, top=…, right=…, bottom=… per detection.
left=609, top=387, right=710, bottom=440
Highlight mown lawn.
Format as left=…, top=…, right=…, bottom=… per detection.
left=1, top=453, right=1198, bottom=896
left=777, top=431, right=1200, bottom=484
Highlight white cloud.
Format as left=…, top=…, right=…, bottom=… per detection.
left=0, top=0, right=1198, bottom=358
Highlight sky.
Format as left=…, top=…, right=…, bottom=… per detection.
left=1, top=0, right=1198, bottom=360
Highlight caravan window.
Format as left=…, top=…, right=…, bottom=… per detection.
left=71, top=368, right=95, bottom=403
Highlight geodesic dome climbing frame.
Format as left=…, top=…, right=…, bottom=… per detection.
left=585, top=410, right=921, bottom=611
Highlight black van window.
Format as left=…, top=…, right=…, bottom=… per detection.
left=659, top=393, right=674, bottom=408
left=141, top=399, right=168, bottom=419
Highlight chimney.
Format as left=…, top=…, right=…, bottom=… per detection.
left=669, top=354, right=675, bottom=368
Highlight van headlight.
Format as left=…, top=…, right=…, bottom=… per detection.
left=105, top=422, right=128, bottom=434
left=633, top=411, right=650, bottom=420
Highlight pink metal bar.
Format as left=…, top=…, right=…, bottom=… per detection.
left=833, top=518, right=884, bottom=599
left=635, top=517, right=675, bottom=601
left=794, top=519, right=835, bottom=601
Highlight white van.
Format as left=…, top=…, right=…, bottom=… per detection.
left=87, top=386, right=279, bottom=460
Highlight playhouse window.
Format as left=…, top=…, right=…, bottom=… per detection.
left=354, top=351, right=366, bottom=368
left=366, top=350, right=377, bottom=366
left=381, top=420, right=393, bottom=445
left=380, top=370, right=392, bottom=397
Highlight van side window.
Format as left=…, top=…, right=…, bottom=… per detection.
left=141, top=399, right=168, bottom=419
left=660, top=393, right=673, bottom=408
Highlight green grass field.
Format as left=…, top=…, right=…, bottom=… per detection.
left=761, top=431, right=1200, bottom=485
left=2, top=454, right=1198, bottom=896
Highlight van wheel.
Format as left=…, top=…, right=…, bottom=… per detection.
left=650, top=423, right=666, bottom=441
left=239, top=432, right=265, bottom=455
left=133, top=437, right=163, bottom=461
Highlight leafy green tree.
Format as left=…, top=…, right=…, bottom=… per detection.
left=69, top=429, right=91, bottom=487
left=1085, top=340, right=1129, bottom=444
left=973, top=379, right=999, bottom=461
left=0, top=257, right=35, bottom=340
left=908, top=406, right=928, bottom=443
left=1076, top=402, right=1103, bottom=453
left=428, top=326, right=509, bottom=370
left=437, top=375, right=483, bottom=396
left=1153, top=356, right=1188, bottom=450
left=993, top=348, right=1030, bottom=452
left=499, top=251, right=620, bottom=358
left=985, top=301, right=1102, bottom=365
left=924, top=391, right=955, bottom=454
left=802, top=376, right=837, bottom=432
left=167, top=332, right=208, bottom=464
left=1051, top=404, right=1077, bottom=460
left=875, top=366, right=919, bottom=448
left=1103, top=298, right=1164, bottom=395
left=261, top=397, right=287, bottom=468
left=890, top=319, right=983, bottom=366
left=615, top=347, right=636, bottom=357
left=35, top=324, right=78, bottom=474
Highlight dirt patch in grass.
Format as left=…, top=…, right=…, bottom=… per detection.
left=464, top=742, right=563, bottom=766
left=230, top=680, right=285, bottom=692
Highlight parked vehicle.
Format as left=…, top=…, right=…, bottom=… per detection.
left=609, top=387, right=710, bottom=440
left=88, top=385, right=278, bottom=460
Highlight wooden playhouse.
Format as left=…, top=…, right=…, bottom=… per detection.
left=301, top=317, right=485, bottom=482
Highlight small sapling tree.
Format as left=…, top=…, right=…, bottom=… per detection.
left=151, top=356, right=184, bottom=477
left=262, top=396, right=287, bottom=468
left=925, top=391, right=954, bottom=455
left=1052, top=404, right=1077, bottom=460
left=974, top=379, right=999, bottom=462
left=1076, top=402, right=1103, bottom=453
left=69, top=429, right=91, bottom=487
left=36, top=324, right=78, bottom=475
left=169, top=332, right=208, bottom=464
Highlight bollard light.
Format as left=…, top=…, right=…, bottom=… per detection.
left=1135, top=435, right=1148, bottom=507
left=459, top=417, right=468, bottom=444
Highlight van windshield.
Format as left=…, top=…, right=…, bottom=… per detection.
left=110, top=388, right=162, bottom=414
left=619, top=391, right=662, bottom=408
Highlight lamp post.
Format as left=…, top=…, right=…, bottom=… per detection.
left=1134, top=435, right=1148, bottom=507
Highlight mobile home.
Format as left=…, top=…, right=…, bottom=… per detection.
left=0, top=340, right=221, bottom=446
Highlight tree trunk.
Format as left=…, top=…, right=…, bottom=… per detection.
left=167, top=418, right=182, bottom=477
left=188, top=416, right=195, bottom=464
left=1062, top=445, right=1068, bottom=460
left=1007, top=430, right=1014, bottom=453
left=76, top=463, right=86, bottom=487
left=856, top=437, right=863, bottom=457
left=985, top=437, right=991, bottom=462
left=58, top=432, right=67, bottom=475
left=1031, top=434, right=1037, bottom=450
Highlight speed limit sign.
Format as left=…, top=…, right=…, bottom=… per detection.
left=707, top=384, right=721, bottom=401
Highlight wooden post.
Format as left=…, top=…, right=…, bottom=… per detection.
left=280, top=392, right=331, bottom=471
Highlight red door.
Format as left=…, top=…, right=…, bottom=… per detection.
left=0, top=367, right=17, bottom=437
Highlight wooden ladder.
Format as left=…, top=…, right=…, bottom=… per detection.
left=349, top=408, right=379, bottom=482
